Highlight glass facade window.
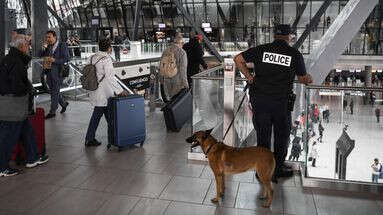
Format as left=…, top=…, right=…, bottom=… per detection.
left=5, top=0, right=383, bottom=55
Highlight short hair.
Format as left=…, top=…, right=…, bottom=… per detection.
left=98, top=38, right=111, bottom=52
left=375, top=158, right=379, bottom=162
left=46, top=30, right=57, bottom=37
left=9, top=34, right=27, bottom=48
left=174, top=35, right=184, bottom=44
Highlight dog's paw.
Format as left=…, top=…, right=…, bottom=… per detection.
left=211, top=198, right=219, bottom=203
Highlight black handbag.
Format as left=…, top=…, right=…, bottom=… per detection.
left=60, top=64, right=70, bottom=78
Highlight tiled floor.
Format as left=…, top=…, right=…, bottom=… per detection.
left=0, top=101, right=383, bottom=215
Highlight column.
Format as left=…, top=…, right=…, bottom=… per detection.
left=365, top=65, right=372, bottom=87
left=31, top=0, right=48, bottom=57
left=306, top=0, right=379, bottom=85
left=365, top=65, right=372, bottom=105
left=0, top=0, right=6, bottom=58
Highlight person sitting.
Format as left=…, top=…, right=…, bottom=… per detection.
left=84, top=39, right=129, bottom=147
left=0, top=35, right=49, bottom=177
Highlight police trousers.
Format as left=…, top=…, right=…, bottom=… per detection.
left=251, top=96, right=290, bottom=172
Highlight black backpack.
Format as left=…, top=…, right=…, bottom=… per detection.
left=80, top=56, right=107, bottom=91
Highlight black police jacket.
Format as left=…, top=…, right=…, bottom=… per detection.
left=242, top=39, right=307, bottom=98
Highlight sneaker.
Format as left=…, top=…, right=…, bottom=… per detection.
left=85, top=139, right=102, bottom=147
left=0, top=168, right=20, bottom=177
left=25, top=155, right=49, bottom=168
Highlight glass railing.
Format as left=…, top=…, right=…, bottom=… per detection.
left=192, top=66, right=224, bottom=141
left=29, top=58, right=85, bottom=99
left=190, top=67, right=307, bottom=154
left=190, top=65, right=256, bottom=154
left=303, top=85, right=383, bottom=184
left=29, top=54, right=165, bottom=104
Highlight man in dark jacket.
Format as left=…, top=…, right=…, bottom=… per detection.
left=40, top=30, right=70, bottom=119
left=113, top=33, right=123, bottom=62
left=0, top=35, right=49, bottom=177
left=183, top=34, right=208, bottom=87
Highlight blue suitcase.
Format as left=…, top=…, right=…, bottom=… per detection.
left=107, top=95, right=146, bottom=151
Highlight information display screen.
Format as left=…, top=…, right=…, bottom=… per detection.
left=202, top=23, right=210, bottom=28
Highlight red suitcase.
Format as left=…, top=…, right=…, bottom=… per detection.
left=11, top=108, right=46, bottom=163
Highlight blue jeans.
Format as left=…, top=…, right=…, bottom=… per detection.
left=46, top=67, right=66, bottom=114
left=85, top=107, right=112, bottom=144
left=372, top=174, right=379, bottom=183
left=0, top=120, right=39, bottom=171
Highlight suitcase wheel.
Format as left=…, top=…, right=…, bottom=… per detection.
left=140, top=142, right=144, bottom=147
left=107, top=144, right=112, bottom=150
left=118, top=146, right=123, bottom=152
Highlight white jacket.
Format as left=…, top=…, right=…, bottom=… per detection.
left=311, top=144, right=318, bottom=159
left=88, top=52, right=123, bottom=107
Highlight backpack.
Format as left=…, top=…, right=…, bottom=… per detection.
left=80, top=56, right=107, bottom=91
left=159, top=46, right=178, bottom=78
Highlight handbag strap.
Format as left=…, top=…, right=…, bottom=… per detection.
left=91, top=55, right=107, bottom=83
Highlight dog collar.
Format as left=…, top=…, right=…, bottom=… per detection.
left=204, top=142, right=217, bottom=155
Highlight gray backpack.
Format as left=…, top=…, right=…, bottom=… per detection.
left=80, top=56, right=107, bottom=91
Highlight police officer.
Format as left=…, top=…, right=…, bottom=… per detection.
left=234, top=24, right=312, bottom=179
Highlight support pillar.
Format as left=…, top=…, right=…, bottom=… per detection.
left=365, top=65, right=372, bottom=87
left=0, top=0, right=6, bottom=58
left=306, top=0, right=379, bottom=85
left=132, top=0, right=142, bottom=41
left=223, top=58, right=235, bottom=146
left=31, top=0, right=48, bottom=57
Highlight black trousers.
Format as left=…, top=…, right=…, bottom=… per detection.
left=251, top=96, right=289, bottom=172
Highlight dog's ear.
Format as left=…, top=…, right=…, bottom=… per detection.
left=204, top=128, right=214, bottom=139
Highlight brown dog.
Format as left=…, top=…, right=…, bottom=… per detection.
left=186, top=129, right=276, bottom=208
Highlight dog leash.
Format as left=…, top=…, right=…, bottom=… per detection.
left=222, top=84, right=249, bottom=141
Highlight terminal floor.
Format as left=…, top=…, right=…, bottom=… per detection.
left=0, top=101, right=383, bottom=215
left=286, top=95, right=383, bottom=183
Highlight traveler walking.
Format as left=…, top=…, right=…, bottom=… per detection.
left=84, top=39, right=129, bottom=147
left=159, top=34, right=188, bottom=102
left=40, top=30, right=70, bottom=119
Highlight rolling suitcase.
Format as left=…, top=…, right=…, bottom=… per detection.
left=161, top=89, right=192, bottom=132
left=107, top=95, right=146, bottom=151
left=12, top=107, right=46, bottom=164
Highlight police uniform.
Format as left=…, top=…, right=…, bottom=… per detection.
left=241, top=25, right=307, bottom=175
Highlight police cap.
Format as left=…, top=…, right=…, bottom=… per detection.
left=274, top=24, right=292, bottom=36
